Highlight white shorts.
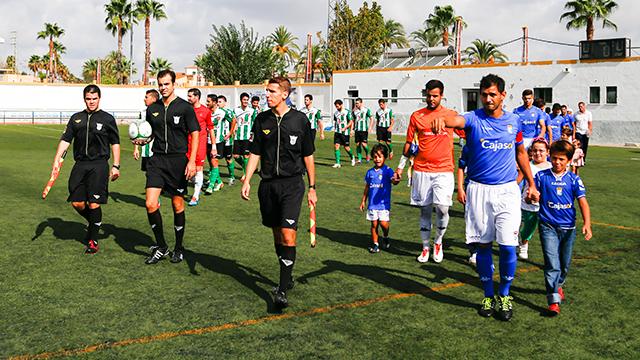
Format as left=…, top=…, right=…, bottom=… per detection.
left=465, top=180, right=521, bottom=246
left=366, top=209, right=390, bottom=222
left=522, top=137, right=534, bottom=149
left=410, top=171, right=454, bottom=207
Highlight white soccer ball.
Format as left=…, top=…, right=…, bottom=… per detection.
left=129, top=121, right=153, bottom=143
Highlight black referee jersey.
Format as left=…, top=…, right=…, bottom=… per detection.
left=61, top=109, right=120, bottom=161
left=249, top=108, right=315, bottom=180
left=146, top=97, right=199, bottom=155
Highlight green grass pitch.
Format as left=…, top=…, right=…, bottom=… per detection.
left=0, top=124, right=638, bottom=359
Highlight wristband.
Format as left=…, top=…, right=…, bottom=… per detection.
left=397, top=156, right=408, bottom=170
left=112, top=164, right=121, bottom=170
left=309, top=184, right=316, bottom=189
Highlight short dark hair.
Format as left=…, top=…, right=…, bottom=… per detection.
left=146, top=89, right=160, bottom=101
left=425, top=79, right=444, bottom=94
left=355, top=97, right=363, bottom=102
left=370, top=143, right=389, bottom=158
left=217, top=95, right=227, bottom=102
left=240, top=92, right=250, bottom=100
left=552, top=103, right=562, bottom=112
left=304, top=94, right=313, bottom=101
left=188, top=88, right=201, bottom=99
left=268, top=76, right=291, bottom=96
left=522, top=89, right=533, bottom=97
left=207, top=94, right=217, bottom=102
left=578, top=101, right=585, bottom=106
left=479, top=74, right=505, bottom=92
left=334, top=99, right=343, bottom=105
left=561, top=104, right=567, bottom=109
left=562, top=126, right=572, bottom=136
left=378, top=98, right=386, bottom=104
left=545, top=107, right=551, bottom=114
left=533, top=98, right=545, bottom=108
left=157, top=69, right=176, bottom=83
left=550, top=140, right=575, bottom=159
left=83, top=84, right=101, bottom=98
left=251, top=95, right=260, bottom=102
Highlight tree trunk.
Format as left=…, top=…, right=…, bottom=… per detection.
left=144, top=17, right=151, bottom=85
left=442, top=28, right=449, bottom=47
left=587, top=17, right=594, bottom=40
left=117, top=22, right=123, bottom=84
left=48, top=38, right=54, bottom=82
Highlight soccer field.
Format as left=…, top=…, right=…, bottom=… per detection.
left=1, top=124, right=638, bottom=359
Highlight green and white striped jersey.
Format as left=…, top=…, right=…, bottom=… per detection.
left=234, top=106, right=253, bottom=141
left=300, top=106, right=322, bottom=130
left=353, top=107, right=372, bottom=132
left=333, top=109, right=353, bottom=136
left=375, top=107, right=394, bottom=128
left=213, top=108, right=234, bottom=145
left=137, top=116, right=153, bottom=157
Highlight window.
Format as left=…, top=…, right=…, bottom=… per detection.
left=381, top=89, right=388, bottom=101
left=606, top=86, right=617, bottom=104
left=391, top=89, right=398, bottom=103
left=589, top=86, right=600, bottom=104
left=534, top=87, right=553, bottom=103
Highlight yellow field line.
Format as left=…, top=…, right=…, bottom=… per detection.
left=592, top=221, right=640, bottom=231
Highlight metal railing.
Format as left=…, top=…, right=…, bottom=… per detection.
left=0, top=110, right=143, bottom=124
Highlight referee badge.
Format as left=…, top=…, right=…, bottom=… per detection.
left=173, top=116, right=180, bottom=124
left=289, top=135, right=298, bottom=145
left=556, top=187, right=563, bottom=196
left=96, top=123, right=103, bottom=131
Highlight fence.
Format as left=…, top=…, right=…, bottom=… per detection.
left=0, top=110, right=143, bottom=125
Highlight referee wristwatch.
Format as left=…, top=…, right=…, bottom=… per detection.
left=309, top=184, right=316, bottom=189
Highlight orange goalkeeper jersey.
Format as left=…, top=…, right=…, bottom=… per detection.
left=406, top=106, right=456, bottom=173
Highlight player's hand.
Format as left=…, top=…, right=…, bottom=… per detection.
left=359, top=201, right=365, bottom=212
left=308, top=188, right=317, bottom=208
left=320, top=132, right=325, bottom=140
left=457, top=189, right=466, bottom=205
left=526, top=185, right=540, bottom=203
left=431, top=117, right=446, bottom=134
left=133, top=147, right=140, bottom=160
left=582, top=224, right=592, bottom=241
left=185, top=160, right=196, bottom=180
left=241, top=181, right=251, bottom=201
left=110, top=167, right=120, bottom=181
left=394, top=169, right=403, bottom=180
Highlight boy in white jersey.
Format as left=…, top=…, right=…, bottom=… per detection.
left=352, top=97, right=373, bottom=163
left=133, top=89, right=159, bottom=171
left=332, top=99, right=355, bottom=168
left=300, top=94, right=324, bottom=141
left=234, top=92, right=253, bottom=180
left=216, top=95, right=237, bottom=185
left=375, top=99, right=395, bottom=158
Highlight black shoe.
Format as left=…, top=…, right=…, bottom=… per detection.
left=170, top=248, right=184, bottom=263
left=496, top=295, right=514, bottom=321
left=478, top=297, right=496, bottom=317
left=274, top=290, right=288, bottom=309
left=381, top=237, right=390, bottom=249
left=145, top=247, right=168, bottom=264
left=272, top=278, right=295, bottom=294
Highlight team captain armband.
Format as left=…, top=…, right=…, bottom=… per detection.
left=397, top=155, right=409, bottom=170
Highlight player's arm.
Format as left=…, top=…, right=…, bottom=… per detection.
left=359, top=183, right=369, bottom=211
left=186, top=131, right=198, bottom=179
left=538, top=118, right=547, bottom=139
left=389, top=109, right=395, bottom=131
left=52, top=140, right=71, bottom=169
left=587, top=116, right=593, bottom=137
left=208, top=128, right=216, bottom=155
left=431, top=114, right=465, bottom=133
left=396, top=116, right=416, bottom=178
left=133, top=144, right=140, bottom=160
left=240, top=153, right=260, bottom=201
left=368, top=111, right=374, bottom=133
left=110, top=144, right=121, bottom=181
left=516, top=142, right=539, bottom=203
left=456, top=167, right=466, bottom=205
left=347, top=112, right=354, bottom=131
left=304, top=154, right=317, bottom=208
left=228, top=116, right=237, bottom=139
left=317, top=112, right=324, bottom=140
left=578, top=196, right=592, bottom=240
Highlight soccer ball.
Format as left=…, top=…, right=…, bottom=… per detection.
left=129, top=121, right=153, bottom=143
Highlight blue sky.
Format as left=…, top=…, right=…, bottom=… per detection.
left=0, top=0, right=637, bottom=78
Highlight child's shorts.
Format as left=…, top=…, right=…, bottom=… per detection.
left=367, top=209, right=390, bottom=221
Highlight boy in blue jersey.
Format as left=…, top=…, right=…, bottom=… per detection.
left=547, top=103, right=564, bottom=143
left=513, top=89, right=547, bottom=149
left=360, top=144, right=400, bottom=253
left=535, top=140, right=592, bottom=316
left=429, top=74, right=539, bottom=321
left=560, top=105, right=574, bottom=131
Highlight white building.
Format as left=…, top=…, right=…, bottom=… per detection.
left=331, top=56, right=640, bottom=145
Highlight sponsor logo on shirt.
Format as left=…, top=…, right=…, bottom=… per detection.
left=152, top=112, right=159, bottom=117
left=480, top=139, right=514, bottom=151
left=74, top=119, right=81, bottom=123
left=263, top=129, right=271, bottom=135
left=547, top=201, right=573, bottom=210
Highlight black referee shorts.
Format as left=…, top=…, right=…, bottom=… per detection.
left=145, top=154, right=189, bottom=197
left=258, top=176, right=305, bottom=229
left=141, top=157, right=150, bottom=172
left=216, top=142, right=233, bottom=160
left=68, top=160, right=109, bottom=204
left=376, top=126, right=392, bottom=142
left=310, top=129, right=317, bottom=141
left=333, top=133, right=350, bottom=146
left=355, top=130, right=368, bottom=144
left=233, top=140, right=250, bottom=156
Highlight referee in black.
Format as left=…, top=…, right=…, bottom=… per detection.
left=51, top=84, right=121, bottom=254
left=137, top=69, right=199, bottom=264
left=241, top=76, right=317, bottom=309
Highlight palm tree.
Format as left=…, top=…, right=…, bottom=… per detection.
left=296, top=44, right=331, bottom=82
left=382, top=19, right=409, bottom=51
left=425, top=5, right=465, bottom=46
left=105, top=0, right=135, bottom=83
left=135, top=0, right=167, bottom=85
left=82, top=59, right=99, bottom=83
left=28, top=55, right=42, bottom=77
left=560, top=0, right=618, bottom=40
left=269, top=25, right=300, bottom=70
left=463, top=39, right=508, bottom=64
left=410, top=27, right=441, bottom=52
left=52, top=41, right=66, bottom=79
left=149, top=57, right=172, bottom=77
left=36, top=22, right=65, bottom=82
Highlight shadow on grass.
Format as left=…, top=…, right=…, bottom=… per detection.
left=392, top=203, right=465, bottom=219
left=109, top=191, right=146, bottom=208
left=317, top=226, right=418, bottom=258
left=298, top=259, right=476, bottom=309
left=183, top=249, right=279, bottom=314
left=32, top=217, right=155, bottom=257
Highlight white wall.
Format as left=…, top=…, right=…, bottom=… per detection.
left=332, top=59, right=640, bottom=145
